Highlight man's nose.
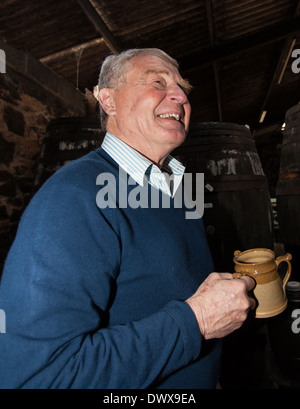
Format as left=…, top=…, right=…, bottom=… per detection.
left=167, top=85, right=189, bottom=105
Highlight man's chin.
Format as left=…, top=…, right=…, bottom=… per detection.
left=165, top=129, right=187, bottom=146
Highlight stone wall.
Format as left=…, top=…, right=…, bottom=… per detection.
left=0, top=40, right=87, bottom=272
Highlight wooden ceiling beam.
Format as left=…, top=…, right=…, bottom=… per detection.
left=257, top=2, right=300, bottom=126
left=39, top=38, right=105, bottom=63
left=256, top=38, right=296, bottom=127
left=205, top=0, right=223, bottom=122
left=76, top=0, right=122, bottom=54
left=179, top=16, right=300, bottom=71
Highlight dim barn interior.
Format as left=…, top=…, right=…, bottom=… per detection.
left=0, top=0, right=300, bottom=390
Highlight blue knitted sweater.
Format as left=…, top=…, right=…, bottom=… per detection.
left=0, top=148, right=221, bottom=389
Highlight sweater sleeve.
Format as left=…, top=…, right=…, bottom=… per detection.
left=0, top=166, right=202, bottom=389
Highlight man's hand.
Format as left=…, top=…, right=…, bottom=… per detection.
left=186, top=272, right=256, bottom=339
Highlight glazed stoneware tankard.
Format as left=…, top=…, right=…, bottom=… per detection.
left=233, top=248, right=292, bottom=318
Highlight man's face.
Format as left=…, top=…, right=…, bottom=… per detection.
left=103, top=55, right=191, bottom=164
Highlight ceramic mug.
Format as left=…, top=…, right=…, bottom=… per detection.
left=233, top=248, right=292, bottom=318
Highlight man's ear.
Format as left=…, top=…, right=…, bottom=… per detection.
left=98, top=88, right=116, bottom=116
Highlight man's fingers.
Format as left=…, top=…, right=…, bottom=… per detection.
left=239, top=276, right=257, bottom=310
left=249, top=296, right=257, bottom=310
left=239, top=275, right=256, bottom=291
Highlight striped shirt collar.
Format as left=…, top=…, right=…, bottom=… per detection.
left=101, top=132, right=185, bottom=197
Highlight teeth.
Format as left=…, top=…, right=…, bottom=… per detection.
left=158, top=113, right=180, bottom=121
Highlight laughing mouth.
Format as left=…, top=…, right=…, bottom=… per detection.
left=157, top=113, right=181, bottom=122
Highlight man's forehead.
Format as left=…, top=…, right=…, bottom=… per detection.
left=127, top=55, right=192, bottom=93
left=132, top=55, right=177, bottom=74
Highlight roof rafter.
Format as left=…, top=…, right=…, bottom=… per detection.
left=179, top=15, right=300, bottom=70
left=205, top=0, right=223, bottom=122
left=39, top=38, right=105, bottom=63
left=76, top=0, right=122, bottom=54
left=257, top=1, right=300, bottom=125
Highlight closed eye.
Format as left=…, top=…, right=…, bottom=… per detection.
left=153, top=79, right=166, bottom=88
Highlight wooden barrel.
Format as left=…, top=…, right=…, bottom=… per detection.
left=34, top=116, right=105, bottom=189
left=173, top=122, right=274, bottom=389
left=277, top=104, right=300, bottom=280
left=173, top=122, right=274, bottom=272
left=268, top=281, right=300, bottom=388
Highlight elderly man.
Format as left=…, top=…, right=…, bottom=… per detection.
left=0, top=48, right=255, bottom=389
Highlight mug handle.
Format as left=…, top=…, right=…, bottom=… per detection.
left=275, top=253, right=292, bottom=288
left=233, top=251, right=253, bottom=280
left=233, top=272, right=243, bottom=279
left=232, top=272, right=253, bottom=280
left=233, top=251, right=242, bottom=278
